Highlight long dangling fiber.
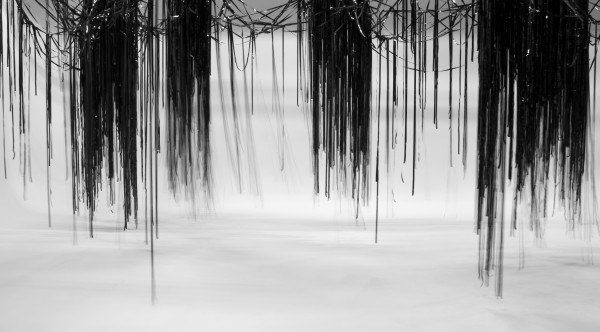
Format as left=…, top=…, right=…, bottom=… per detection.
left=72, top=0, right=140, bottom=234
left=309, top=0, right=373, bottom=204
left=164, top=0, right=212, bottom=203
left=45, top=0, right=52, bottom=229
left=1, top=0, right=4, bottom=178
left=141, top=0, right=161, bottom=303
left=477, top=0, right=591, bottom=297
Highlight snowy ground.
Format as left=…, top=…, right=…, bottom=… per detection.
left=1, top=204, right=600, bottom=332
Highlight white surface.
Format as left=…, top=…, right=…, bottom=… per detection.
left=1, top=208, right=599, bottom=332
